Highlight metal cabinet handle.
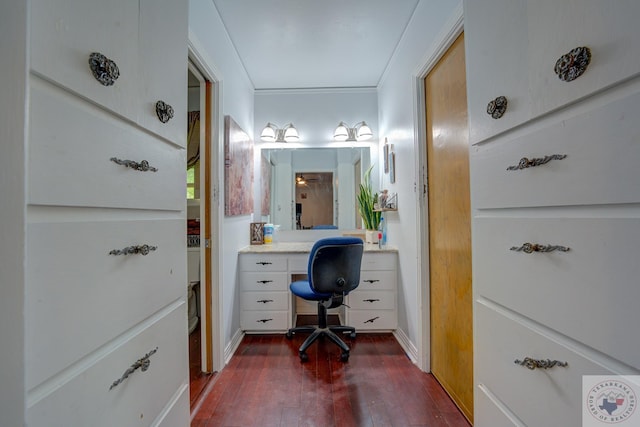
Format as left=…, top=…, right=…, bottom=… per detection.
left=257, top=299, right=274, bottom=304
left=109, top=244, right=157, bottom=256
left=257, top=280, right=273, bottom=284
left=89, top=52, right=120, bottom=86
left=257, top=318, right=273, bottom=324
left=487, top=96, right=508, bottom=119
left=109, top=347, right=157, bottom=390
left=110, top=157, right=158, bottom=172
left=507, top=154, right=567, bottom=171
left=510, top=243, right=570, bottom=253
left=155, top=100, right=174, bottom=123
left=364, top=316, right=380, bottom=324
left=363, top=299, right=380, bottom=303
left=514, top=357, right=568, bottom=370
left=256, top=261, right=273, bottom=266
left=363, top=279, right=380, bottom=284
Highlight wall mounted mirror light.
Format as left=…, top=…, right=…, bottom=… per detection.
left=333, top=121, right=373, bottom=142
left=260, top=122, right=300, bottom=142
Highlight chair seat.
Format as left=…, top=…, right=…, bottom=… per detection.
left=290, top=280, right=332, bottom=301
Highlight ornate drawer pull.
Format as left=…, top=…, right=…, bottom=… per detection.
left=514, top=357, right=568, bottom=370
left=257, top=280, right=273, bottom=284
left=486, top=96, right=508, bottom=119
left=257, top=318, right=273, bottom=324
left=109, top=347, right=157, bottom=390
left=257, top=299, right=274, bottom=304
left=554, top=46, right=591, bottom=82
left=364, top=316, right=380, bottom=324
left=363, top=299, right=380, bottom=303
left=89, top=52, right=120, bottom=86
left=363, top=279, right=380, bottom=284
left=507, top=154, right=567, bottom=171
left=110, top=157, right=158, bottom=172
left=155, top=101, right=174, bottom=123
left=256, top=261, right=273, bottom=266
left=510, top=243, right=570, bottom=254
left=109, top=244, right=157, bottom=256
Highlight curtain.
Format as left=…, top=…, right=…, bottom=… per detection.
left=187, top=111, right=200, bottom=167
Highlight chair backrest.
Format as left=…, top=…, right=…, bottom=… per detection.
left=308, top=237, right=364, bottom=295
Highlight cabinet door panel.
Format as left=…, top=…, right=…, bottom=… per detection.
left=30, top=0, right=139, bottom=122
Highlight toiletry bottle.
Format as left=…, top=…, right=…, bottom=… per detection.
left=378, top=218, right=386, bottom=248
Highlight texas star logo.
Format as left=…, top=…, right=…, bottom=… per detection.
left=587, top=380, right=637, bottom=424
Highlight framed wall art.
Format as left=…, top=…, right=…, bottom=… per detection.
left=224, top=115, right=254, bottom=216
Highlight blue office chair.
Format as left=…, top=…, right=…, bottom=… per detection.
left=286, top=236, right=364, bottom=362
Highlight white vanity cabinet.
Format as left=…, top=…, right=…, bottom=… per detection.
left=238, top=246, right=398, bottom=334
left=24, top=0, right=189, bottom=425
left=465, top=1, right=640, bottom=425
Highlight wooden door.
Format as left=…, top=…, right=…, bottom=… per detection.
left=425, top=32, right=473, bottom=423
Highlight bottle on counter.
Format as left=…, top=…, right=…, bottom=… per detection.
left=378, top=217, right=387, bottom=248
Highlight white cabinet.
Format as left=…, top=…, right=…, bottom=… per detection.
left=238, top=249, right=398, bottom=333
left=465, top=1, right=640, bottom=425
left=25, top=0, right=189, bottom=425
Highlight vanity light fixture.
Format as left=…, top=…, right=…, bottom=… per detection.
left=260, top=122, right=299, bottom=142
left=333, top=121, right=373, bottom=142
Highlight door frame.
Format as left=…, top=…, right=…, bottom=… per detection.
left=412, top=5, right=464, bottom=372
left=188, top=39, right=224, bottom=373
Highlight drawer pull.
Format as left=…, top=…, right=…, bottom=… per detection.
left=486, top=96, right=508, bottom=119
left=506, top=154, right=567, bottom=171
left=257, top=299, right=274, bottom=304
left=256, top=261, right=273, bottom=266
left=257, top=280, right=273, bottom=284
left=363, top=298, right=380, bottom=303
left=510, top=243, right=570, bottom=254
left=363, top=279, right=380, bottom=284
left=110, top=157, right=158, bottom=172
left=514, top=357, right=568, bottom=370
left=109, top=244, right=157, bottom=256
left=88, top=52, right=120, bottom=86
left=155, top=100, right=174, bottom=123
left=109, top=347, right=157, bottom=390
left=554, top=46, right=591, bottom=82
left=364, top=316, right=380, bottom=324
left=257, top=318, right=273, bottom=323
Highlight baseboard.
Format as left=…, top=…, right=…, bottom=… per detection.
left=393, top=328, right=419, bottom=366
left=224, top=328, right=244, bottom=365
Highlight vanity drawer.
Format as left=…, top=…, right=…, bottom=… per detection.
left=471, top=87, right=640, bottom=209
left=361, top=253, right=397, bottom=270
left=26, top=218, right=185, bottom=389
left=348, top=290, right=395, bottom=311
left=475, top=301, right=621, bottom=427
left=239, top=254, right=288, bottom=272
left=29, top=80, right=185, bottom=211
left=348, top=309, right=397, bottom=331
left=241, top=310, right=288, bottom=331
left=240, top=272, right=288, bottom=292
left=475, top=216, right=640, bottom=368
left=241, top=291, right=289, bottom=311
left=358, top=270, right=396, bottom=291
left=27, top=302, right=188, bottom=427
left=475, top=384, right=520, bottom=427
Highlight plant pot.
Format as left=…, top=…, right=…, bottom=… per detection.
left=365, top=229, right=379, bottom=244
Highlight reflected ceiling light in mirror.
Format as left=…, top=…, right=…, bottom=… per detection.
left=333, top=121, right=373, bottom=142
left=260, top=122, right=300, bottom=142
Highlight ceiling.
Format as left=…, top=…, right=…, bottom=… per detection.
left=212, top=0, right=420, bottom=90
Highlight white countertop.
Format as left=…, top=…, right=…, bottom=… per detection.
left=239, top=241, right=398, bottom=254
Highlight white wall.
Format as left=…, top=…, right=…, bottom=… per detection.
left=377, top=0, right=462, bottom=363
left=0, top=3, right=26, bottom=426
left=189, top=0, right=255, bottom=350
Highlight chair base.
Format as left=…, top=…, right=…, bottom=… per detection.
left=286, top=324, right=356, bottom=362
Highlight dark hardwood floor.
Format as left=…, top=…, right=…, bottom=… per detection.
left=190, top=323, right=216, bottom=406
left=191, top=332, right=471, bottom=427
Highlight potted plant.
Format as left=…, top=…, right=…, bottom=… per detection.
left=357, top=164, right=381, bottom=243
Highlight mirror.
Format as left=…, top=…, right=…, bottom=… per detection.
left=259, top=147, right=371, bottom=230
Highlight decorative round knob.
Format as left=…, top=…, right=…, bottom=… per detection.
left=486, top=96, right=508, bottom=119
left=554, top=46, right=591, bottom=82
left=88, top=52, right=120, bottom=86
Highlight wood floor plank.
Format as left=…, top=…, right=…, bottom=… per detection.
left=192, top=333, right=471, bottom=427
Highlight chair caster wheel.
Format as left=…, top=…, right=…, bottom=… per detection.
left=299, top=352, right=309, bottom=362
left=349, top=332, right=356, bottom=339
left=286, top=331, right=293, bottom=339
left=340, top=352, right=350, bottom=362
